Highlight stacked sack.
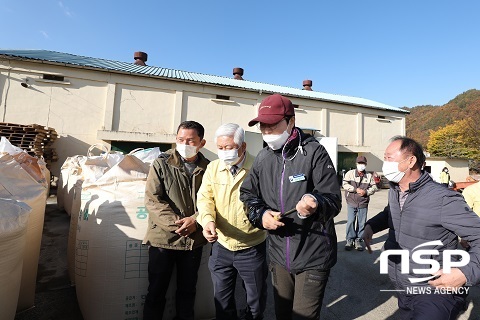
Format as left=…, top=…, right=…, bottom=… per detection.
left=64, top=144, right=126, bottom=285
left=0, top=199, right=31, bottom=320
left=74, top=148, right=154, bottom=320
left=0, top=137, right=50, bottom=312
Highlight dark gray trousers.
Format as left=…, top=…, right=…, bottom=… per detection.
left=143, top=246, right=203, bottom=320
left=270, top=263, right=330, bottom=320
left=208, top=241, right=268, bottom=320
left=397, top=292, right=467, bottom=319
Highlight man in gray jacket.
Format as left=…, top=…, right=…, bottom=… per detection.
left=342, top=155, right=377, bottom=251
left=363, top=136, right=480, bottom=319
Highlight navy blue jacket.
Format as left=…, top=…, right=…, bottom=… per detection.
left=367, top=171, right=480, bottom=289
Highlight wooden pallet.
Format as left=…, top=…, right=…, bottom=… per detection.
left=0, top=122, right=58, bottom=167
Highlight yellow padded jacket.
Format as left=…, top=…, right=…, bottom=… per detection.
left=197, top=153, right=266, bottom=251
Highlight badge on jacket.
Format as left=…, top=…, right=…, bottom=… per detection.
left=289, top=174, right=306, bottom=183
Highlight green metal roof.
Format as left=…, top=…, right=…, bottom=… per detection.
left=0, top=49, right=408, bottom=114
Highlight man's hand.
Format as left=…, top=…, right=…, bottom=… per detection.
left=356, top=188, right=366, bottom=197
left=174, top=216, right=197, bottom=237
left=296, top=194, right=318, bottom=217
left=428, top=268, right=467, bottom=288
left=362, top=224, right=374, bottom=254
left=202, top=221, right=218, bottom=243
left=262, top=210, right=284, bottom=230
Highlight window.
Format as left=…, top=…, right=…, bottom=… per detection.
left=216, top=95, right=230, bottom=101
left=43, top=74, right=65, bottom=82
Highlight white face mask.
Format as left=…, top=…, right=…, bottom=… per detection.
left=262, top=129, right=291, bottom=150
left=382, top=160, right=407, bottom=183
left=176, top=144, right=198, bottom=159
left=217, top=148, right=240, bottom=165
left=357, top=164, right=366, bottom=172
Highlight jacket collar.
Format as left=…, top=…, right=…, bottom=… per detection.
left=390, top=171, right=433, bottom=192
left=217, top=151, right=254, bottom=173
left=270, top=127, right=315, bottom=159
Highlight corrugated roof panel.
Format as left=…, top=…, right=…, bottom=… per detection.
left=0, top=49, right=407, bottom=113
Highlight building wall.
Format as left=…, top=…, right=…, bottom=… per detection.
left=425, top=158, right=470, bottom=183
left=0, top=59, right=406, bottom=177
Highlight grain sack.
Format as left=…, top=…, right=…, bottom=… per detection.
left=130, top=147, right=161, bottom=165
left=67, top=146, right=124, bottom=216
left=66, top=178, right=85, bottom=285
left=0, top=153, right=48, bottom=311
left=0, top=199, right=31, bottom=320
left=75, top=155, right=150, bottom=320
left=67, top=147, right=124, bottom=284
left=57, top=155, right=85, bottom=212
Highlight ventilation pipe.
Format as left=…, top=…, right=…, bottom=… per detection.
left=302, top=79, right=313, bottom=91
left=233, top=68, right=244, bottom=80
left=134, top=51, right=148, bottom=66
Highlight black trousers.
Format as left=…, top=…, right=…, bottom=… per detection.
left=270, top=262, right=330, bottom=320
left=397, top=292, right=467, bottom=320
left=208, top=241, right=268, bottom=320
left=143, top=246, right=203, bottom=320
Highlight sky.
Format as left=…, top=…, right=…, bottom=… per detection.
left=1, top=0, right=479, bottom=109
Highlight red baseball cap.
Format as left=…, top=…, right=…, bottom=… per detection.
left=248, top=94, right=295, bottom=127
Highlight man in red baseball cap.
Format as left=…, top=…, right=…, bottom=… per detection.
left=248, top=94, right=295, bottom=127
left=240, top=94, right=342, bottom=319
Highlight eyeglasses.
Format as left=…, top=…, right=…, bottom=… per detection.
left=256, top=118, right=287, bottom=132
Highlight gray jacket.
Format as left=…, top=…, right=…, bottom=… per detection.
left=367, top=171, right=480, bottom=289
left=342, top=169, right=378, bottom=208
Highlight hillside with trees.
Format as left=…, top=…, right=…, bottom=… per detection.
left=405, top=89, right=480, bottom=170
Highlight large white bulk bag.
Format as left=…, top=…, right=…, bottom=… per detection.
left=67, top=147, right=124, bottom=284
left=75, top=155, right=150, bottom=320
left=0, top=136, right=23, bottom=154
left=0, top=154, right=48, bottom=311
left=0, top=199, right=31, bottom=320
left=79, top=144, right=122, bottom=184
left=130, top=147, right=162, bottom=165
left=66, top=178, right=86, bottom=286
left=66, top=146, right=124, bottom=216
left=57, top=155, right=85, bottom=212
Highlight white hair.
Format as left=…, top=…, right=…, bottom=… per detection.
left=214, top=123, right=245, bottom=146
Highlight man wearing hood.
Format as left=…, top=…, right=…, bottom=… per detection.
left=240, top=94, right=342, bottom=320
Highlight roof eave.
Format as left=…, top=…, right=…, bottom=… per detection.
left=1, top=53, right=408, bottom=115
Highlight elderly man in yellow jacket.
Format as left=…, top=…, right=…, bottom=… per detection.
left=197, top=123, right=267, bottom=320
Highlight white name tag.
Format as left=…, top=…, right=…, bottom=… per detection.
left=289, top=174, right=306, bottom=183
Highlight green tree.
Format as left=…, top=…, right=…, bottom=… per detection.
left=427, top=119, right=480, bottom=171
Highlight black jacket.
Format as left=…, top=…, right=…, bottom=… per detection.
left=240, top=128, right=341, bottom=273
left=367, top=171, right=480, bottom=289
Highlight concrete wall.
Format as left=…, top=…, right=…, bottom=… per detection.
left=0, top=59, right=406, bottom=177
left=425, top=158, right=470, bottom=183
